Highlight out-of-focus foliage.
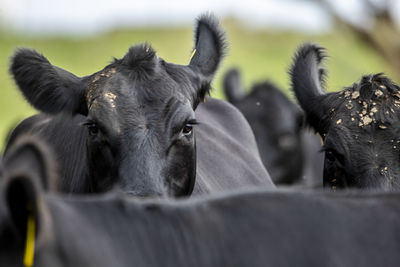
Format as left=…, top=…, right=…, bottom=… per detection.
left=305, top=0, right=400, bottom=77
left=0, top=19, right=395, bottom=149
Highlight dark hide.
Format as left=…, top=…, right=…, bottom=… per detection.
left=1, top=139, right=400, bottom=266
left=291, top=43, right=400, bottom=190
left=5, top=14, right=273, bottom=196
left=223, top=68, right=323, bottom=187
left=5, top=98, right=273, bottom=194
left=194, top=98, right=273, bottom=193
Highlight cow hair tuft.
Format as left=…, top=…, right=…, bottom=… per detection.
left=115, top=43, right=158, bottom=79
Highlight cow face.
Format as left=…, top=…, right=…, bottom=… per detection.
left=223, top=69, right=304, bottom=184
left=10, top=14, right=226, bottom=197
left=291, top=43, right=400, bottom=190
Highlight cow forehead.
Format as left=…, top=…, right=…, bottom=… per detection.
left=324, top=85, right=400, bottom=136
left=88, top=66, right=191, bottom=103
left=325, top=122, right=400, bottom=159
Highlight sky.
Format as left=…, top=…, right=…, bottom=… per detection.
left=0, top=0, right=399, bottom=36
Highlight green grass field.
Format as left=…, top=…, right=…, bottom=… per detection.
left=0, top=20, right=395, bottom=150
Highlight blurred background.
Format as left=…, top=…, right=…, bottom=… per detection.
left=1, top=0, right=399, bottom=149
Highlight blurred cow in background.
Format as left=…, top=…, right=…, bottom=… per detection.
left=223, top=68, right=323, bottom=187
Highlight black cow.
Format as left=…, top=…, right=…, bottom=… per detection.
left=2, top=135, right=400, bottom=267
left=223, top=68, right=323, bottom=186
left=5, top=14, right=273, bottom=196
left=291, top=43, right=400, bottom=190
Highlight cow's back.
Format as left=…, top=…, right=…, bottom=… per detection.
left=194, top=98, right=274, bottom=194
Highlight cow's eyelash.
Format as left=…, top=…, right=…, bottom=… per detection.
left=186, top=119, right=199, bottom=125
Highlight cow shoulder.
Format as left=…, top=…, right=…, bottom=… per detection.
left=194, top=98, right=274, bottom=194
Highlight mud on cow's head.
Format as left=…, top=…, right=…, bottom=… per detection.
left=10, top=14, right=226, bottom=197
left=291, top=43, right=400, bottom=191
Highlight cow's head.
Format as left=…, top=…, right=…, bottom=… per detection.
left=0, top=135, right=56, bottom=266
left=290, top=43, right=400, bottom=190
left=223, top=68, right=304, bottom=184
left=10, top=14, right=226, bottom=197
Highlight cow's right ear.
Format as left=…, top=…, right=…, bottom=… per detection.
left=2, top=135, right=56, bottom=264
left=10, top=48, right=87, bottom=115
left=223, top=68, right=244, bottom=104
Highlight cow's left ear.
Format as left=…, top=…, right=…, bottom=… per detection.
left=188, top=13, right=227, bottom=107
left=2, top=135, right=55, bottom=266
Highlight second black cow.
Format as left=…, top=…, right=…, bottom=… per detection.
left=223, top=68, right=323, bottom=186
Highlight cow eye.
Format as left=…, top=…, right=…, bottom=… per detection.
left=325, top=149, right=336, bottom=162
left=182, top=124, right=193, bottom=136
left=181, top=119, right=198, bottom=137
left=84, top=122, right=99, bottom=136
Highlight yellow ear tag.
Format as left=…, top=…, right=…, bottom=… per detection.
left=190, top=49, right=196, bottom=60
left=23, top=215, right=35, bottom=267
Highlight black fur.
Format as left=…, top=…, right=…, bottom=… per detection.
left=290, top=43, right=327, bottom=133
left=2, top=148, right=400, bottom=267
left=6, top=14, right=272, bottom=196
left=223, top=68, right=323, bottom=187
left=116, top=43, right=159, bottom=80
left=1, top=135, right=57, bottom=257
left=10, top=49, right=87, bottom=115
left=223, top=68, right=243, bottom=103
left=291, top=43, right=400, bottom=190
left=190, top=13, right=227, bottom=77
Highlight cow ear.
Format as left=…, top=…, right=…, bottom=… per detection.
left=223, top=68, right=244, bottom=104
left=189, top=14, right=226, bottom=77
left=3, top=135, right=58, bottom=192
left=290, top=43, right=328, bottom=134
left=188, top=13, right=227, bottom=107
left=2, top=135, right=55, bottom=265
left=10, top=48, right=87, bottom=115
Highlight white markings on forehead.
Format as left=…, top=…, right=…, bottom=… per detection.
left=346, top=101, right=353, bottom=110
left=359, top=115, right=372, bottom=126
left=375, top=89, right=383, bottom=97
left=104, top=92, right=117, bottom=108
